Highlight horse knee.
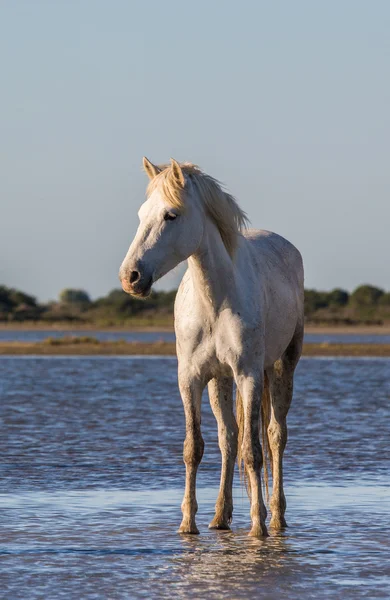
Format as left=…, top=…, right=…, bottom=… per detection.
left=183, top=431, right=204, bottom=466
left=221, top=425, right=238, bottom=459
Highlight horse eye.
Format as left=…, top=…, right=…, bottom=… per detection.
left=164, top=211, right=178, bottom=221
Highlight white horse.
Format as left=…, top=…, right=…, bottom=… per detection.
left=120, top=158, right=304, bottom=537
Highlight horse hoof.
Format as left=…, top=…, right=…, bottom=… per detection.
left=248, top=524, right=269, bottom=538
left=208, top=519, right=231, bottom=531
left=178, top=523, right=199, bottom=535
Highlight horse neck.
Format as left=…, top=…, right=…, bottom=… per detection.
left=187, top=219, right=237, bottom=311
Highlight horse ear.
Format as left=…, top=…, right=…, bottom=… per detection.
left=170, top=158, right=185, bottom=187
left=142, top=157, right=161, bottom=180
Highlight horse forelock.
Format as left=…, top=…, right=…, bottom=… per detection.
left=146, top=162, right=249, bottom=256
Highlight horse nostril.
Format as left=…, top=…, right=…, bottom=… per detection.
left=130, top=270, right=140, bottom=284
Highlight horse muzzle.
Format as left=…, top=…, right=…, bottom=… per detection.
left=120, top=269, right=153, bottom=298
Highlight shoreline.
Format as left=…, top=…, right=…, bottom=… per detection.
left=0, top=323, right=390, bottom=335
left=1, top=341, right=389, bottom=357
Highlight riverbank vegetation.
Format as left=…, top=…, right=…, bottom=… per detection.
left=1, top=283, right=390, bottom=328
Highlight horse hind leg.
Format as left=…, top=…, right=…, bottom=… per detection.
left=266, top=326, right=303, bottom=530
left=237, top=372, right=268, bottom=537
left=208, top=377, right=237, bottom=530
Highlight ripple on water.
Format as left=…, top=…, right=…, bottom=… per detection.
left=0, top=356, right=389, bottom=599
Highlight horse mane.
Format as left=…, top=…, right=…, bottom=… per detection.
left=146, top=162, right=249, bottom=256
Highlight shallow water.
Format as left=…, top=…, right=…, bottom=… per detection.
left=1, top=356, right=389, bottom=598
left=1, top=329, right=390, bottom=344
left=0, top=329, right=176, bottom=343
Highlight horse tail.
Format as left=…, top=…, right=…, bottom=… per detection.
left=236, top=387, right=245, bottom=486
left=261, top=373, right=272, bottom=503
left=236, top=372, right=272, bottom=503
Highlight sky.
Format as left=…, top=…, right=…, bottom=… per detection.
left=1, top=0, right=389, bottom=301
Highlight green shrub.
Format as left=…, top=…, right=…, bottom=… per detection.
left=350, top=285, right=384, bottom=307
left=328, top=288, right=349, bottom=307
left=59, top=289, right=91, bottom=305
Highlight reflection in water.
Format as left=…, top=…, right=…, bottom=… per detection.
left=172, top=531, right=296, bottom=598
left=0, top=356, right=389, bottom=598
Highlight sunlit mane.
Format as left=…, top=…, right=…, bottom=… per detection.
left=147, top=162, right=249, bottom=256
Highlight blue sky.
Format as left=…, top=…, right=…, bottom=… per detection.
left=1, top=0, right=389, bottom=301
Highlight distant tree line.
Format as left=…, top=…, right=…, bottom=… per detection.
left=304, top=285, right=390, bottom=324
left=0, top=283, right=389, bottom=325
left=305, top=285, right=390, bottom=312
left=0, top=285, right=42, bottom=321
left=0, top=285, right=176, bottom=325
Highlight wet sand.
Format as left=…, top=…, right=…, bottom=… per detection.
left=1, top=339, right=390, bottom=356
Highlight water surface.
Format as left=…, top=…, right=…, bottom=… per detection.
left=1, top=356, right=389, bottom=598
left=1, top=329, right=390, bottom=344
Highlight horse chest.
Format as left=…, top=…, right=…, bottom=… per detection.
left=195, top=337, right=235, bottom=379
left=176, top=316, right=246, bottom=379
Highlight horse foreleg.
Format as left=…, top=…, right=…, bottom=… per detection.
left=178, top=374, right=204, bottom=535
left=208, top=377, right=237, bottom=530
left=238, top=374, right=268, bottom=537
